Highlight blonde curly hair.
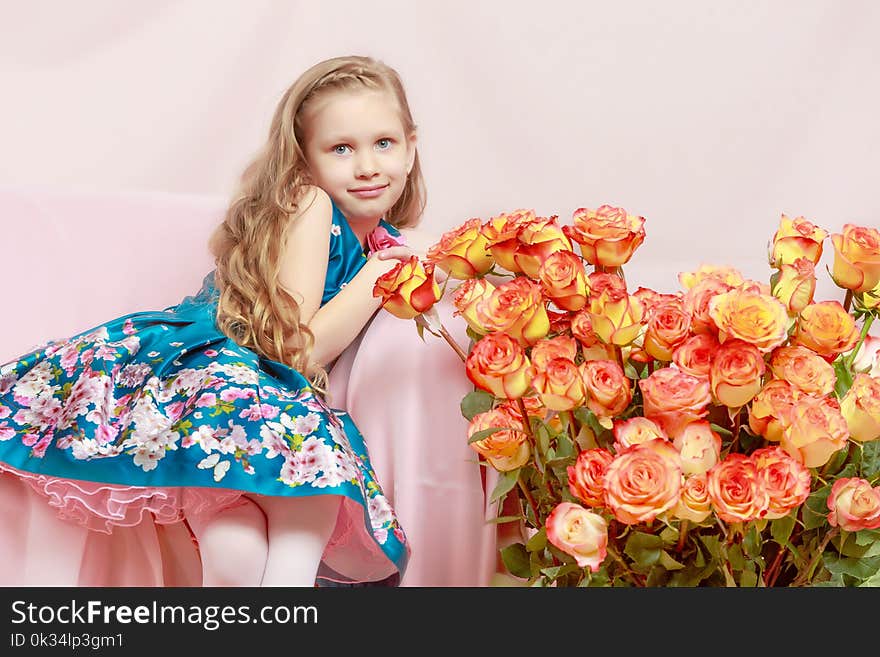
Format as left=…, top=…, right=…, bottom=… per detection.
left=209, top=55, right=426, bottom=389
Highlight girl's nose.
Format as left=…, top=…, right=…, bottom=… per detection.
left=355, top=153, right=379, bottom=178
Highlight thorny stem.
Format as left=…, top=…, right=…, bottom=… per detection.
left=416, top=313, right=469, bottom=363
left=676, top=520, right=689, bottom=553
left=844, top=313, right=875, bottom=372
left=605, top=543, right=643, bottom=587
left=764, top=544, right=786, bottom=587
left=516, top=476, right=541, bottom=528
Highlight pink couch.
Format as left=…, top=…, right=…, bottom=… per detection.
left=1, top=184, right=225, bottom=585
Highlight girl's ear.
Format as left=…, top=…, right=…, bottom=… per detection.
left=406, top=131, right=418, bottom=174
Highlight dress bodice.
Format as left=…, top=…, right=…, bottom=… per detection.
left=175, top=200, right=404, bottom=315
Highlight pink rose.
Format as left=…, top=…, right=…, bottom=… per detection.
left=367, top=225, right=407, bottom=254
left=545, top=502, right=608, bottom=571
left=827, top=477, right=880, bottom=532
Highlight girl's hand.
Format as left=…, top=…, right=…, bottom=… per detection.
left=373, top=246, right=449, bottom=285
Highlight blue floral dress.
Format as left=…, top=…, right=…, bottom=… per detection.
left=0, top=201, right=408, bottom=583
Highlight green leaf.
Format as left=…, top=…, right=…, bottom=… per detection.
left=489, top=468, right=520, bottom=504
left=861, top=440, right=880, bottom=480
left=624, top=532, right=664, bottom=569
left=771, top=514, right=796, bottom=546
left=858, top=570, right=880, bottom=587
left=500, top=543, right=531, bottom=579
left=743, top=523, right=763, bottom=559
left=855, top=528, right=880, bottom=547
left=833, top=356, right=854, bottom=399
left=487, top=515, right=522, bottom=525
left=803, top=485, right=833, bottom=530
left=728, top=544, right=745, bottom=571
left=526, top=527, right=548, bottom=552
left=460, top=389, right=496, bottom=420
left=658, top=551, right=686, bottom=571
left=465, top=326, right=484, bottom=343
left=467, top=426, right=506, bottom=445
left=739, top=567, right=759, bottom=588
left=540, top=563, right=581, bottom=580
left=824, top=554, right=880, bottom=581
left=835, top=529, right=880, bottom=559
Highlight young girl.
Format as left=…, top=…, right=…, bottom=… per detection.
left=0, top=55, right=432, bottom=587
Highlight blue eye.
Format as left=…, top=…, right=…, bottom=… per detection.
left=376, top=138, right=392, bottom=150
left=333, top=145, right=350, bottom=155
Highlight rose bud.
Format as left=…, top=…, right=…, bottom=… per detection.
left=780, top=395, right=849, bottom=468
left=827, top=477, right=880, bottom=532
left=644, top=298, right=692, bottom=362
left=748, top=379, right=800, bottom=442
left=480, top=209, right=536, bottom=273
left=425, top=217, right=495, bottom=279
left=538, top=250, right=589, bottom=311
left=792, top=300, right=860, bottom=360
left=581, top=359, right=632, bottom=422
left=373, top=256, right=441, bottom=320
left=563, top=204, right=646, bottom=268
left=830, top=223, right=880, bottom=293
left=768, top=214, right=827, bottom=268
left=465, top=332, right=532, bottom=400
left=452, top=277, right=496, bottom=335
left=545, top=502, right=609, bottom=571
left=673, top=421, right=722, bottom=476
left=839, top=372, right=880, bottom=442
left=530, top=357, right=587, bottom=411
left=771, top=257, right=816, bottom=316
left=672, top=473, right=713, bottom=523
left=613, top=416, right=668, bottom=451
left=709, top=338, right=766, bottom=409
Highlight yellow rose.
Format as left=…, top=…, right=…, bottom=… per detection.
left=545, top=502, right=609, bottom=571
left=673, top=421, right=722, bottom=476
left=512, top=217, right=574, bottom=279
left=709, top=339, right=766, bottom=409
left=451, top=278, right=496, bottom=335
left=830, top=223, right=880, bottom=293
left=468, top=407, right=530, bottom=472
left=465, top=332, right=532, bottom=400
left=683, top=276, right=734, bottom=335
left=768, top=214, right=827, bottom=267
left=771, top=257, right=816, bottom=315
left=529, top=336, right=578, bottom=370
left=425, top=217, right=494, bottom=279
left=673, top=473, right=713, bottom=523
left=707, top=454, right=770, bottom=523
left=827, top=477, right=880, bottom=532
left=839, top=373, right=880, bottom=442
left=587, top=273, right=646, bottom=347
left=768, top=345, right=836, bottom=397
left=567, top=448, right=614, bottom=507
left=603, top=439, right=683, bottom=525
left=537, top=250, right=589, bottom=311
left=708, top=288, right=790, bottom=353
left=781, top=395, right=849, bottom=468
left=612, top=416, right=668, bottom=451
left=530, top=357, right=586, bottom=411
left=476, top=277, right=550, bottom=346
left=372, top=256, right=441, bottom=320
left=679, top=264, right=746, bottom=291
left=644, top=298, right=693, bottom=362
left=563, top=204, right=646, bottom=267
left=751, top=446, right=811, bottom=520
left=792, top=300, right=860, bottom=359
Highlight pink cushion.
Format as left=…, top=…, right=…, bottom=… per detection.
left=1, top=184, right=225, bottom=364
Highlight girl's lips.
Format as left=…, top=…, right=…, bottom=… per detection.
left=349, top=184, right=388, bottom=199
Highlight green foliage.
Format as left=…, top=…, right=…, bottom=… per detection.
left=460, top=389, right=495, bottom=420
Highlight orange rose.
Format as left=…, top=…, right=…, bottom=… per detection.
left=679, top=264, right=746, bottom=290
left=827, top=477, right=880, bottom=532
left=673, top=473, right=713, bottom=523
left=480, top=210, right=534, bottom=273
left=465, top=332, right=531, bottom=400
left=747, top=379, right=800, bottom=442
left=672, top=421, right=722, bottom=476
left=683, top=276, right=733, bottom=335
left=780, top=395, right=849, bottom=468
left=425, top=217, right=494, bottom=279
left=372, top=256, right=441, bottom=320
left=792, top=300, right=860, bottom=359
left=639, top=367, right=713, bottom=438
left=529, top=335, right=579, bottom=369
left=468, top=407, right=530, bottom=472
left=567, top=448, right=614, bottom=507
left=476, top=277, right=550, bottom=346
left=545, top=502, right=609, bottom=571
left=603, top=439, right=683, bottom=525
left=708, top=288, right=790, bottom=353
left=768, top=214, right=827, bottom=267
left=672, top=333, right=719, bottom=379
left=830, top=223, right=880, bottom=293
left=538, top=250, right=589, bottom=311
left=612, top=416, right=668, bottom=451
left=633, top=287, right=682, bottom=317
left=511, top=217, right=574, bottom=279
left=643, top=298, right=692, bottom=362
left=768, top=345, right=836, bottom=397
left=707, top=454, right=770, bottom=523
left=530, top=357, right=586, bottom=411
left=751, top=446, right=811, bottom=520
left=581, top=359, right=632, bottom=422
left=709, top=339, right=766, bottom=409
left=563, top=204, right=646, bottom=267
left=839, top=373, right=880, bottom=442
left=451, top=278, right=496, bottom=335
left=771, top=257, right=816, bottom=315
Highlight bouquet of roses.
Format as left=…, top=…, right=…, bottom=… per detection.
left=373, top=206, right=880, bottom=587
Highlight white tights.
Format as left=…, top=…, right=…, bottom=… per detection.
left=191, top=494, right=342, bottom=587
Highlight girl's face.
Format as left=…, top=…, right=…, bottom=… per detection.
left=302, top=88, right=416, bottom=225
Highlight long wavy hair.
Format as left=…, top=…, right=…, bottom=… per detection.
left=209, top=55, right=427, bottom=389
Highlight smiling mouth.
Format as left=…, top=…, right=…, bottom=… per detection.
left=349, top=184, right=388, bottom=193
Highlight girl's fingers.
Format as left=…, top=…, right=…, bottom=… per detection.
left=375, top=246, right=416, bottom=261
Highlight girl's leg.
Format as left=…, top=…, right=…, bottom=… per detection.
left=191, top=498, right=269, bottom=587
left=251, top=494, right=341, bottom=587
